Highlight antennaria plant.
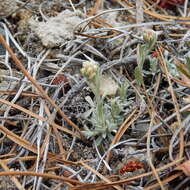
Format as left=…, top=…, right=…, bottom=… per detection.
left=81, top=61, right=128, bottom=145
left=135, top=29, right=157, bottom=87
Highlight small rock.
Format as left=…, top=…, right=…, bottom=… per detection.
left=0, top=0, right=18, bottom=16
left=29, top=9, right=85, bottom=48
left=99, top=74, right=118, bottom=97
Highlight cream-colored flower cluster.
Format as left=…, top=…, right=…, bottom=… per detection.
left=81, top=61, right=98, bottom=80
left=143, top=29, right=156, bottom=42
left=143, top=29, right=157, bottom=47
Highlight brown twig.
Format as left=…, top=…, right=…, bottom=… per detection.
left=0, top=34, right=83, bottom=137
left=158, top=47, right=184, bottom=160
left=71, top=158, right=184, bottom=190
left=0, top=171, right=83, bottom=185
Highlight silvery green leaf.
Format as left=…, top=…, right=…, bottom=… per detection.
left=96, top=102, right=106, bottom=127
left=107, top=133, right=114, bottom=141
left=147, top=34, right=157, bottom=51
left=81, top=108, right=93, bottom=118
left=111, top=99, right=122, bottom=117
left=102, top=132, right=107, bottom=139
left=186, top=56, right=190, bottom=74
left=109, top=123, right=118, bottom=132
left=137, top=44, right=146, bottom=68
left=95, top=136, right=103, bottom=146
left=119, top=82, right=128, bottom=102
left=85, top=96, right=95, bottom=107
left=82, top=130, right=94, bottom=138
left=90, top=117, right=97, bottom=126
left=135, top=66, right=143, bottom=86
left=149, top=57, right=158, bottom=73
left=95, top=127, right=105, bottom=133
left=106, top=120, right=114, bottom=130
left=166, top=60, right=179, bottom=77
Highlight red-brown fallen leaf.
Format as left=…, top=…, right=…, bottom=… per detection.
left=176, top=160, right=190, bottom=176
left=119, top=160, right=144, bottom=175
left=153, top=0, right=185, bottom=9
left=52, top=74, right=68, bottom=85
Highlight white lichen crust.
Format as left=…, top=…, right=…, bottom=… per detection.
left=29, top=9, right=85, bottom=47
left=0, top=0, right=17, bottom=15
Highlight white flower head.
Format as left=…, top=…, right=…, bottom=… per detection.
left=81, top=61, right=98, bottom=79
left=143, top=29, right=156, bottom=42
left=143, top=29, right=157, bottom=49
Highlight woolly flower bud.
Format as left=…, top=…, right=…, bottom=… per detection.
left=143, top=29, right=157, bottom=49
left=143, top=29, right=156, bottom=42
left=81, top=61, right=98, bottom=79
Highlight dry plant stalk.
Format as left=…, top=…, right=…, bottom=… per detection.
left=0, top=34, right=82, bottom=138
left=0, top=98, right=80, bottom=138
left=0, top=171, right=83, bottom=185
left=71, top=158, right=184, bottom=190
left=0, top=160, right=24, bottom=190
left=158, top=47, right=184, bottom=159
left=103, top=109, right=138, bottom=172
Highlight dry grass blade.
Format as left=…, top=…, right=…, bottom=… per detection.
left=71, top=158, right=184, bottom=190
left=144, top=9, right=190, bottom=21
left=104, top=109, right=138, bottom=171
left=1, top=155, right=85, bottom=166
left=80, top=162, right=123, bottom=190
left=44, top=104, right=66, bottom=160
left=111, top=109, right=138, bottom=149
left=0, top=98, right=80, bottom=138
left=144, top=172, right=182, bottom=190
left=0, top=90, right=39, bottom=97
left=0, top=171, right=84, bottom=185
left=1, top=156, right=39, bottom=163
left=88, top=0, right=102, bottom=16
left=0, top=123, right=80, bottom=166
left=0, top=124, right=40, bottom=154
left=158, top=47, right=184, bottom=159
left=147, top=114, right=165, bottom=190
left=0, top=160, right=25, bottom=190
left=0, top=1, right=189, bottom=189
left=0, top=34, right=82, bottom=136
